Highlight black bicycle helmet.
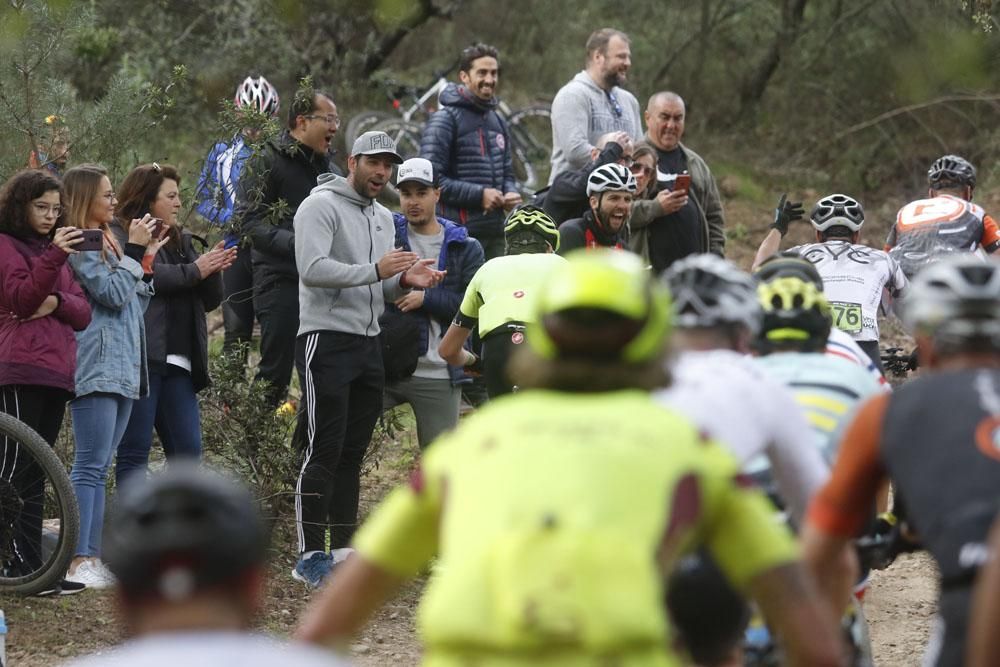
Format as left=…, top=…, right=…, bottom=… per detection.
left=104, top=463, right=270, bottom=601
left=810, top=194, right=864, bottom=233
left=928, top=154, right=977, bottom=190
left=753, top=251, right=824, bottom=290
left=755, top=275, right=832, bottom=354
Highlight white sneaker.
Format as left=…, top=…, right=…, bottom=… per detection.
left=65, top=560, right=116, bottom=590
left=92, top=560, right=118, bottom=586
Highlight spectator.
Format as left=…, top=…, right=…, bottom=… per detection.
left=382, top=158, right=484, bottom=449
left=111, top=163, right=235, bottom=486
left=549, top=28, right=642, bottom=181
left=0, top=170, right=90, bottom=596
left=629, top=143, right=681, bottom=264
left=541, top=130, right=632, bottom=225
left=558, top=163, right=636, bottom=254
left=234, top=85, right=339, bottom=408
left=66, top=463, right=348, bottom=667
left=28, top=114, right=71, bottom=178
left=62, top=164, right=159, bottom=590
left=642, top=92, right=727, bottom=267
left=420, top=43, right=521, bottom=262
left=196, top=75, right=281, bottom=363
left=291, top=131, right=444, bottom=588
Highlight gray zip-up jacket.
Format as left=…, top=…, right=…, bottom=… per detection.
left=294, top=174, right=408, bottom=337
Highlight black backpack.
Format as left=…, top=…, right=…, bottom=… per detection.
left=379, top=305, right=424, bottom=383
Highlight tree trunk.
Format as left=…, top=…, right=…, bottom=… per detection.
left=737, top=0, right=808, bottom=117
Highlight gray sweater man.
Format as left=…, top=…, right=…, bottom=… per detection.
left=549, top=29, right=643, bottom=182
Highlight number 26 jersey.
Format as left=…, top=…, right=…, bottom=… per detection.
left=789, top=240, right=908, bottom=343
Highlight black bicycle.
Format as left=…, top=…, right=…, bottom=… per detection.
left=0, top=412, right=79, bottom=595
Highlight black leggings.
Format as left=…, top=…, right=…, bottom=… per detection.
left=222, top=243, right=255, bottom=361
left=0, top=385, right=71, bottom=570
left=481, top=322, right=527, bottom=399
left=857, top=339, right=885, bottom=376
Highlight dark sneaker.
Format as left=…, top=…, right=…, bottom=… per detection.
left=292, top=552, right=335, bottom=589
left=34, top=579, right=86, bottom=597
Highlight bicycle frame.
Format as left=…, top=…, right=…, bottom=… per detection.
left=399, top=77, right=449, bottom=123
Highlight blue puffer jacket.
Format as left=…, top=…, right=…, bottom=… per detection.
left=419, top=84, right=518, bottom=239
left=390, top=213, right=484, bottom=384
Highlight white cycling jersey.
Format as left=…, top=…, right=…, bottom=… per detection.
left=790, top=240, right=908, bottom=342
left=657, top=349, right=829, bottom=523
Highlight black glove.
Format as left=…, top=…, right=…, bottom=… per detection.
left=770, top=193, right=804, bottom=237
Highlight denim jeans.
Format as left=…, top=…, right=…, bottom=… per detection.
left=70, top=392, right=133, bottom=557
left=115, top=367, right=203, bottom=487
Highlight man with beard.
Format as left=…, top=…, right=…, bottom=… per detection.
left=632, top=92, right=727, bottom=272
left=290, top=131, right=446, bottom=589
left=549, top=28, right=643, bottom=182
left=235, top=86, right=340, bottom=408
left=420, top=43, right=521, bottom=262
left=557, top=163, right=636, bottom=254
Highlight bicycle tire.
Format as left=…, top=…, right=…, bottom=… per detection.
left=507, top=104, right=553, bottom=196
left=0, top=412, right=79, bottom=595
left=370, top=118, right=424, bottom=205
left=344, top=110, right=396, bottom=149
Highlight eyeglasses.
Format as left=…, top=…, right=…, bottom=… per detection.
left=101, top=191, right=116, bottom=201
left=32, top=203, right=62, bottom=216
left=607, top=91, right=623, bottom=119
left=305, top=114, right=341, bottom=128
left=630, top=163, right=654, bottom=178
left=618, top=157, right=635, bottom=169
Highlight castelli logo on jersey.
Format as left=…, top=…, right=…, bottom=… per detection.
left=496, top=134, right=505, bottom=150
left=513, top=290, right=525, bottom=298
left=511, top=332, right=524, bottom=345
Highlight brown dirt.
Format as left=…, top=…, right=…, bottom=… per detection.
left=2, top=194, right=954, bottom=665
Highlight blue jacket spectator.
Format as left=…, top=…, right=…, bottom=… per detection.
left=195, top=135, right=252, bottom=243
left=419, top=83, right=517, bottom=243
left=389, top=212, right=484, bottom=385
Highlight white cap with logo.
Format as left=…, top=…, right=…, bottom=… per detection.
left=351, top=130, right=404, bottom=164
left=396, top=157, right=435, bottom=187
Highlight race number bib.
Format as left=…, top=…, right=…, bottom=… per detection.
left=830, top=301, right=862, bottom=334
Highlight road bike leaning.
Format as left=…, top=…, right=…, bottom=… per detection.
left=0, top=412, right=79, bottom=595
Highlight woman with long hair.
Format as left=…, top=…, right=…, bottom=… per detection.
left=62, top=164, right=161, bottom=589
left=0, top=170, right=91, bottom=595
left=111, top=163, right=233, bottom=485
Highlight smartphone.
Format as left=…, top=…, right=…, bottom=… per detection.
left=77, top=229, right=104, bottom=252
left=151, top=218, right=165, bottom=238
left=673, top=174, right=691, bottom=195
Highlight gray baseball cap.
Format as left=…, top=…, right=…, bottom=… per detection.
left=351, top=130, right=404, bottom=164
left=396, top=157, right=435, bottom=187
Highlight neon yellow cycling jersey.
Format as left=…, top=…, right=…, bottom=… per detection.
left=457, top=253, right=568, bottom=336
left=353, top=389, right=798, bottom=666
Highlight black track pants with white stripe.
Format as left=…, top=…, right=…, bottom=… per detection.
left=293, top=331, right=384, bottom=554
left=0, top=385, right=71, bottom=570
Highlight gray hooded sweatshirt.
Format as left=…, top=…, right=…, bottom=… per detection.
left=294, top=173, right=408, bottom=337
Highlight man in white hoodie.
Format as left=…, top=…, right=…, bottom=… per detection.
left=291, top=130, right=445, bottom=589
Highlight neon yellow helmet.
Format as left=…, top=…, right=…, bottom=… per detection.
left=528, top=249, right=672, bottom=363
left=503, top=205, right=560, bottom=253
left=756, top=275, right=831, bottom=353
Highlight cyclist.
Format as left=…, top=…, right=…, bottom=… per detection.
left=803, top=255, right=1000, bottom=667
left=196, top=75, right=280, bottom=362
left=753, top=193, right=908, bottom=371
left=67, top=463, right=347, bottom=666
left=296, top=249, right=845, bottom=667
left=969, top=517, right=1000, bottom=667
left=439, top=205, right=566, bottom=398
left=557, top=163, right=635, bottom=254
left=540, top=130, right=633, bottom=225
left=656, top=255, right=841, bottom=666
left=886, top=154, right=1000, bottom=278
left=754, top=251, right=889, bottom=390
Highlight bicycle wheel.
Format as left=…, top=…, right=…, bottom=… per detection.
left=371, top=119, right=424, bottom=205
left=344, top=110, right=395, bottom=148
left=508, top=104, right=553, bottom=197
left=0, top=412, right=79, bottom=595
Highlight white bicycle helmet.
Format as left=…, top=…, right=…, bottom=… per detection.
left=900, top=255, right=1000, bottom=348
left=586, top=163, right=637, bottom=196
left=809, top=193, right=864, bottom=233
left=234, top=76, right=280, bottom=117
left=664, top=254, right=762, bottom=335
